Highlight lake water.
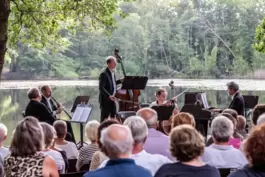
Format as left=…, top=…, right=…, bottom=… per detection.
left=0, top=79, right=265, bottom=145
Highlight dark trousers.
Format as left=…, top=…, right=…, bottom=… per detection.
left=100, top=100, right=117, bottom=122
left=65, top=120, right=76, bottom=144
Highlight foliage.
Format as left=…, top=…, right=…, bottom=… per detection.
left=4, top=0, right=265, bottom=79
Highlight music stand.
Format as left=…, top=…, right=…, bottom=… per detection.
left=70, top=96, right=90, bottom=113
left=70, top=104, right=93, bottom=149
left=151, top=106, right=175, bottom=121
left=242, top=95, right=259, bottom=118
left=121, top=76, right=148, bottom=106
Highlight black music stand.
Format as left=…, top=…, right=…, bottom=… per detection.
left=151, top=105, right=175, bottom=121
left=70, top=96, right=90, bottom=113
left=121, top=76, right=148, bottom=106
left=242, top=95, right=259, bottom=118
left=70, top=104, right=93, bottom=149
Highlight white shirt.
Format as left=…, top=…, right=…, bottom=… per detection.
left=55, top=142, right=79, bottom=159
left=110, top=70, right=116, bottom=95
left=44, top=96, right=57, bottom=115
left=98, top=150, right=172, bottom=175
left=42, top=149, right=65, bottom=173
left=0, top=147, right=9, bottom=159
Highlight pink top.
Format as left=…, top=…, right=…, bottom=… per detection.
left=228, top=138, right=241, bottom=149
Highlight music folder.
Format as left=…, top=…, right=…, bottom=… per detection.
left=151, top=105, right=175, bottom=121
left=70, top=105, right=93, bottom=123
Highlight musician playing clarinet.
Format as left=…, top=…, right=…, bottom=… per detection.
left=41, top=85, right=63, bottom=115
left=99, top=56, right=122, bottom=122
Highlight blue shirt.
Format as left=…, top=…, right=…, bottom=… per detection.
left=84, top=158, right=152, bottom=177
left=228, top=165, right=265, bottom=177
left=154, top=162, right=220, bottom=177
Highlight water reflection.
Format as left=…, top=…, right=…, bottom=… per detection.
left=0, top=86, right=264, bottom=145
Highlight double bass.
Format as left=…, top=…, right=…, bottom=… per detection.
left=114, top=49, right=141, bottom=112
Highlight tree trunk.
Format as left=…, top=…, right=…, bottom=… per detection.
left=0, top=0, right=10, bottom=79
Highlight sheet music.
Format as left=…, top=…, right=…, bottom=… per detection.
left=201, top=93, right=209, bottom=108
left=72, top=106, right=92, bottom=123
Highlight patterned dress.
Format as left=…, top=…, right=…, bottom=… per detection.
left=4, top=153, right=45, bottom=177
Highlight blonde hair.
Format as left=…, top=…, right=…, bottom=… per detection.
left=85, top=120, right=100, bottom=142
left=171, top=112, right=195, bottom=129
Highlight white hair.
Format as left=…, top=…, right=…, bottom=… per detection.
left=0, top=123, right=7, bottom=142
left=136, top=108, right=158, bottom=128
left=85, top=120, right=100, bottom=142
left=105, top=56, right=116, bottom=63
left=257, top=113, right=265, bottom=126
left=100, top=125, right=133, bottom=158
left=123, top=116, right=148, bottom=144
left=211, top=115, right=233, bottom=142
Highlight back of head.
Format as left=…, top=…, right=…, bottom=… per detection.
left=27, top=88, right=41, bottom=100
left=100, top=124, right=133, bottom=159
left=0, top=123, right=7, bottom=143
left=252, top=104, right=265, bottom=125
left=237, top=115, right=246, bottom=130
left=10, top=116, right=44, bottom=156
left=221, top=113, right=236, bottom=128
left=98, top=119, right=120, bottom=149
left=53, top=120, right=67, bottom=139
left=170, top=124, right=204, bottom=162
left=123, top=116, right=148, bottom=144
left=40, top=122, right=55, bottom=148
left=136, top=108, right=158, bottom=128
left=85, top=120, right=100, bottom=142
left=211, top=115, right=233, bottom=143
left=171, top=112, right=195, bottom=128
left=222, top=109, right=238, bottom=120
left=244, top=123, right=265, bottom=167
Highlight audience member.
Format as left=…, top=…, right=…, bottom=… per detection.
left=136, top=108, right=173, bottom=160
left=24, top=88, right=56, bottom=125
left=99, top=116, right=172, bottom=175
left=228, top=123, right=265, bottom=177
left=256, top=113, right=265, bottom=126
left=76, top=120, right=100, bottom=171
left=236, top=115, right=248, bottom=138
left=90, top=119, right=120, bottom=170
left=171, top=112, right=195, bottom=129
left=252, top=104, right=265, bottom=126
left=155, top=125, right=220, bottom=177
left=223, top=108, right=238, bottom=120
left=41, top=122, right=66, bottom=173
left=0, top=157, right=3, bottom=177
left=84, top=124, right=152, bottom=177
left=202, top=116, right=247, bottom=169
left=53, top=120, right=78, bottom=159
left=0, top=123, right=9, bottom=159
left=221, top=113, right=243, bottom=141
left=4, top=116, right=58, bottom=177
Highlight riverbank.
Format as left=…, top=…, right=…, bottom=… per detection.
left=1, top=79, right=265, bottom=91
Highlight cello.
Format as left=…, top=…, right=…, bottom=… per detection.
left=114, top=48, right=141, bottom=112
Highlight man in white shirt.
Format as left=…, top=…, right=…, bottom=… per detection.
left=0, top=123, right=9, bottom=159
left=98, top=116, right=172, bottom=175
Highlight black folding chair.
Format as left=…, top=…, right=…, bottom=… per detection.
left=67, top=159, right=77, bottom=173
left=218, top=168, right=237, bottom=177
left=60, top=171, right=86, bottom=177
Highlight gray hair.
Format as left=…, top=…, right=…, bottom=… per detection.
left=100, top=124, right=133, bottom=158
left=227, top=81, right=239, bottom=92
left=0, top=123, right=7, bottom=142
left=136, top=108, right=158, bottom=128
left=106, top=56, right=116, bottom=64
left=257, top=113, right=265, bottom=126
left=53, top=120, right=67, bottom=139
left=10, top=116, right=44, bottom=156
left=211, top=115, right=233, bottom=143
left=123, top=116, right=148, bottom=144
left=85, top=120, right=100, bottom=142
left=40, top=122, right=56, bottom=148
left=40, top=85, right=51, bottom=92
left=27, top=87, right=41, bottom=99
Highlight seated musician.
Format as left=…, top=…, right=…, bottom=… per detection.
left=41, top=85, right=63, bottom=116
left=149, top=88, right=178, bottom=114
left=227, top=81, right=245, bottom=116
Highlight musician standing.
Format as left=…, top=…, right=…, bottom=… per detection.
left=99, top=56, right=121, bottom=122
left=227, top=81, right=245, bottom=116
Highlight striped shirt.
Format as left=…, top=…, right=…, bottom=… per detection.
left=76, top=143, right=99, bottom=171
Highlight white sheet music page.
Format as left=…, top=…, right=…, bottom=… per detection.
left=72, top=106, right=92, bottom=123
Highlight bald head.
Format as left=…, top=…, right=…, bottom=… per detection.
left=136, top=108, right=158, bottom=128
left=100, top=124, right=133, bottom=159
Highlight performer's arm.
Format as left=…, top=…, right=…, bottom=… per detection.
left=99, top=73, right=111, bottom=97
